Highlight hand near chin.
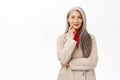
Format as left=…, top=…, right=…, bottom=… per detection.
left=68, top=26, right=76, bottom=39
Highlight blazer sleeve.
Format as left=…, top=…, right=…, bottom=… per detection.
left=69, top=34, right=98, bottom=70
left=57, top=34, right=76, bottom=64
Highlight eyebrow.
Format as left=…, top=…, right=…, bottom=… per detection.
left=71, top=15, right=82, bottom=17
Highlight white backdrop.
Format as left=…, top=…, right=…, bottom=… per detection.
left=0, top=0, right=120, bottom=80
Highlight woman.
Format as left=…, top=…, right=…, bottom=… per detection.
left=57, top=6, right=98, bottom=80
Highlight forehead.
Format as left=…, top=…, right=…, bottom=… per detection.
left=69, top=10, right=82, bottom=16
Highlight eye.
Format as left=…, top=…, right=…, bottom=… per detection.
left=71, top=16, right=75, bottom=19
left=78, top=16, right=82, bottom=19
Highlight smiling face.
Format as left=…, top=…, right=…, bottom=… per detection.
left=67, top=10, right=83, bottom=30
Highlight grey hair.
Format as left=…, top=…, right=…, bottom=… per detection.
left=65, top=6, right=92, bottom=58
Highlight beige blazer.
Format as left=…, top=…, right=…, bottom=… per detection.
left=57, top=33, right=98, bottom=80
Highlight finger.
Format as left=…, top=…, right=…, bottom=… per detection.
left=69, top=25, right=74, bottom=30
left=61, top=63, right=65, bottom=66
left=72, top=28, right=76, bottom=34
left=69, top=26, right=72, bottom=30
left=61, top=64, right=67, bottom=66
left=61, top=63, right=69, bottom=67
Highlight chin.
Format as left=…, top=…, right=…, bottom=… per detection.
left=74, top=26, right=81, bottom=30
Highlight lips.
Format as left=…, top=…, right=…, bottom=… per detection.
left=74, top=24, right=79, bottom=26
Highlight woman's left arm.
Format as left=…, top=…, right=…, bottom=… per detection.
left=69, top=34, right=98, bottom=70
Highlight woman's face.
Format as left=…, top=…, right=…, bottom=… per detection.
left=67, top=10, right=83, bottom=30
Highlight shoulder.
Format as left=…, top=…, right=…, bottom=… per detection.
left=57, top=33, right=66, bottom=39
left=90, top=33, right=96, bottom=40
left=57, top=33, right=66, bottom=42
left=89, top=33, right=97, bottom=43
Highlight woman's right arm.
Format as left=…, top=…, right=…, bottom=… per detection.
left=57, top=35, right=76, bottom=64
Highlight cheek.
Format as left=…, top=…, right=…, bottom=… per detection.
left=70, top=19, right=74, bottom=23
left=79, top=19, right=83, bottom=23
left=78, top=20, right=83, bottom=25
left=78, top=20, right=83, bottom=26
left=68, top=20, right=74, bottom=25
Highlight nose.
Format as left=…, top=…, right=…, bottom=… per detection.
left=74, top=19, right=78, bottom=23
